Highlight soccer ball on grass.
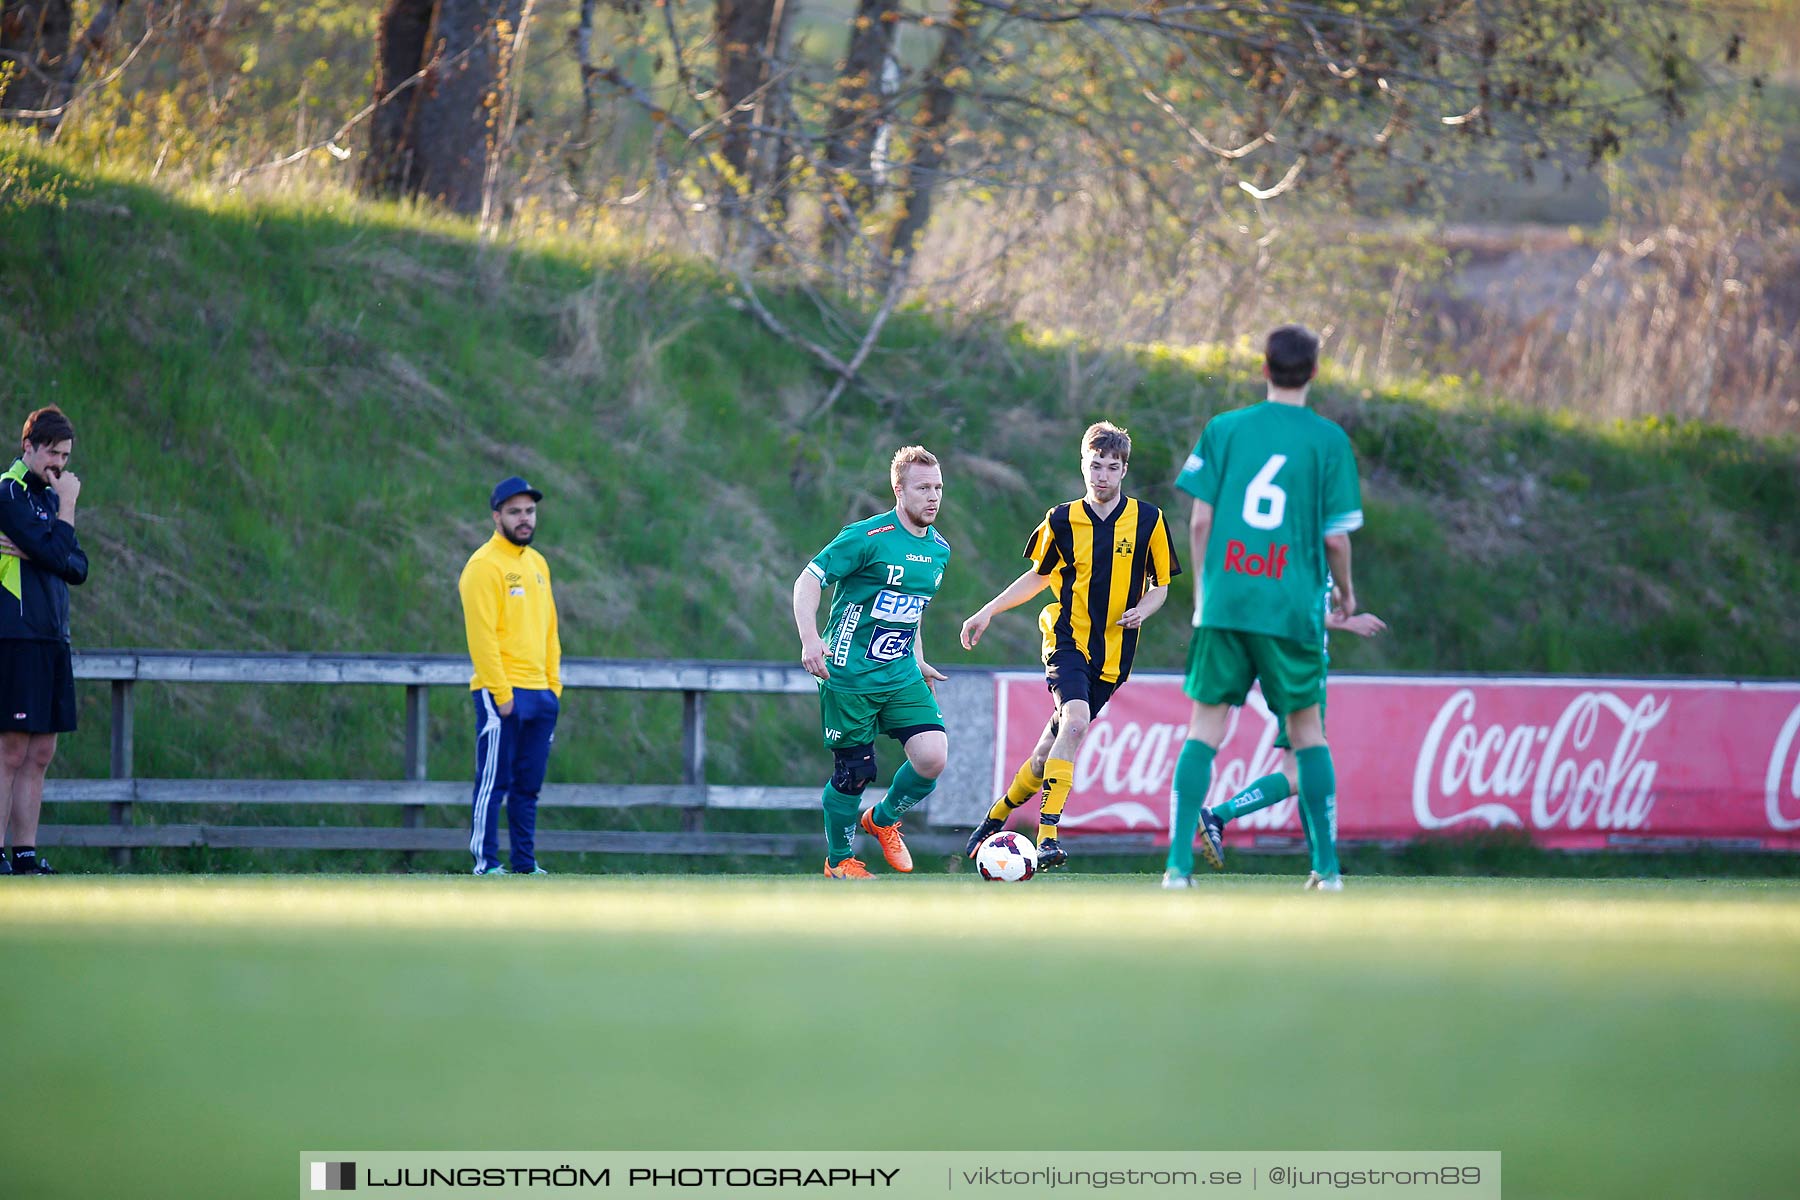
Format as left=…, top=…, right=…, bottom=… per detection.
left=976, top=831, right=1038, bottom=882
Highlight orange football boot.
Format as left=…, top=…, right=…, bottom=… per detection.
left=823, top=856, right=874, bottom=879
left=859, top=809, right=914, bottom=872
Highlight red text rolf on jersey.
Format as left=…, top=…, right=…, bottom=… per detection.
left=1222, top=539, right=1289, bottom=579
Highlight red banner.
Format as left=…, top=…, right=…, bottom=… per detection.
left=993, top=673, right=1800, bottom=851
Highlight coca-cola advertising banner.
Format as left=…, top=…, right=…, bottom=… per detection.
left=993, top=673, right=1800, bottom=850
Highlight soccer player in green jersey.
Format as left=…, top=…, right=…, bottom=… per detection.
left=792, top=446, right=952, bottom=879
left=1165, top=324, right=1365, bottom=891
left=1198, top=595, right=1386, bottom=879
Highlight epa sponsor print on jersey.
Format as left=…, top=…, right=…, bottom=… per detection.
left=871, top=589, right=929, bottom=625
left=865, top=627, right=916, bottom=663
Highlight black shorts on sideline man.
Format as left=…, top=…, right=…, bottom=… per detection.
left=0, top=640, right=78, bottom=734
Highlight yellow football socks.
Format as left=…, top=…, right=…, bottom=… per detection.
left=987, top=759, right=1045, bottom=821
left=1037, top=757, right=1074, bottom=843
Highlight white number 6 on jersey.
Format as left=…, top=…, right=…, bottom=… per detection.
left=1242, top=454, right=1288, bottom=530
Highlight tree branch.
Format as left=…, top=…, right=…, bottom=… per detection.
left=227, top=41, right=477, bottom=189
left=40, top=0, right=128, bottom=138
left=1, top=7, right=150, bottom=128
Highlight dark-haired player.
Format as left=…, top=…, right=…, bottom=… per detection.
left=1166, top=326, right=1365, bottom=891
left=960, top=421, right=1180, bottom=870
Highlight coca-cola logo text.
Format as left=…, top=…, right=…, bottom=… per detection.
left=1413, top=689, right=1666, bottom=831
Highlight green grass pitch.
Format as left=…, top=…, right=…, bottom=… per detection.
left=3, top=874, right=1796, bottom=1200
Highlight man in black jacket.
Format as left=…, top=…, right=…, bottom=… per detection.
left=0, top=406, right=88, bottom=875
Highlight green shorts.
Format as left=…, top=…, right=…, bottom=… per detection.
left=817, top=677, right=945, bottom=751
left=1273, top=698, right=1326, bottom=751
left=1185, top=627, right=1325, bottom=717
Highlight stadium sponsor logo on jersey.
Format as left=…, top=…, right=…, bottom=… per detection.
left=866, top=524, right=896, bottom=536
left=1222, top=539, right=1288, bottom=579
left=865, top=626, right=916, bottom=663
left=830, top=603, right=864, bottom=668
left=871, top=589, right=929, bottom=625
left=905, top=553, right=934, bottom=563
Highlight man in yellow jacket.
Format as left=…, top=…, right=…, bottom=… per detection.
left=460, top=476, right=562, bottom=875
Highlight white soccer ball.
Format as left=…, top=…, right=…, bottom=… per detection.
left=976, top=831, right=1038, bottom=882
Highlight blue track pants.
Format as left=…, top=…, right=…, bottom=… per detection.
left=469, top=687, right=558, bottom=872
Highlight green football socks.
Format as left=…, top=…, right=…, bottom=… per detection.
left=1293, top=778, right=1319, bottom=859
left=1165, top=739, right=1217, bottom=876
left=821, top=785, right=862, bottom=865
left=872, top=761, right=935, bottom=826
left=1213, top=772, right=1292, bottom=824
left=1296, top=746, right=1340, bottom=879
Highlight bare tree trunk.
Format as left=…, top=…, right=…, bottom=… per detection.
left=885, top=0, right=973, bottom=275
left=38, top=0, right=125, bottom=138
left=573, top=0, right=598, bottom=140
left=362, top=0, right=437, bottom=197
left=479, top=0, right=533, bottom=231
left=820, top=0, right=898, bottom=258
left=414, top=0, right=527, bottom=214
left=747, top=0, right=796, bottom=249
left=360, top=0, right=528, bottom=216
left=714, top=0, right=779, bottom=247
left=0, top=0, right=72, bottom=129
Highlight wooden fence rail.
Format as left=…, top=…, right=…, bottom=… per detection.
left=44, top=651, right=997, bottom=864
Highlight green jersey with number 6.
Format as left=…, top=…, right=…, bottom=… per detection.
left=1175, top=402, right=1362, bottom=647
left=806, top=509, right=952, bottom=694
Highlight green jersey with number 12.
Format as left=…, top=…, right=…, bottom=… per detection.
left=807, top=509, right=952, bottom=693
left=1175, top=401, right=1362, bottom=647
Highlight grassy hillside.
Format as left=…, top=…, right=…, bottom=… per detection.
left=3, top=142, right=1799, bottom=854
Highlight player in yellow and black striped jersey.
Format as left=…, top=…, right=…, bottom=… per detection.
left=959, top=422, right=1180, bottom=868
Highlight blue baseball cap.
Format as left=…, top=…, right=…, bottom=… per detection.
left=490, top=476, right=543, bottom=510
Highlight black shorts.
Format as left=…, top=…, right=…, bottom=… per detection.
left=1044, top=648, right=1119, bottom=719
left=0, top=640, right=78, bottom=734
